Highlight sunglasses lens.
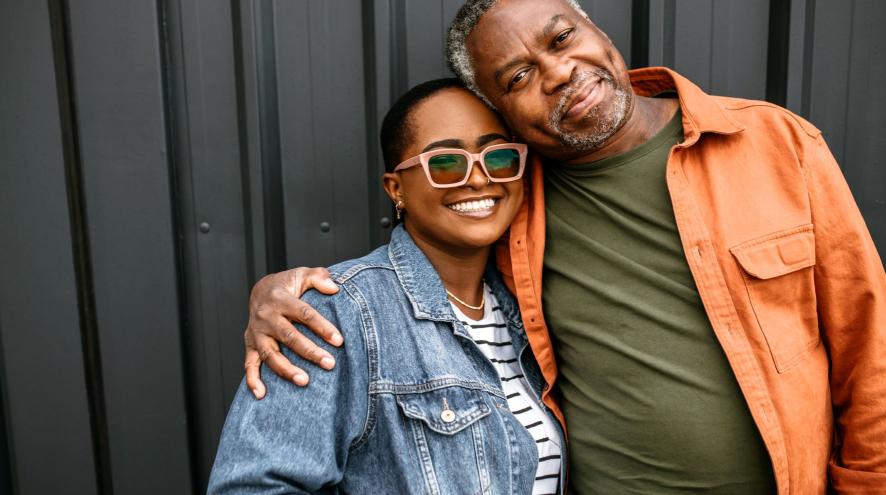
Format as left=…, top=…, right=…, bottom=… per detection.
left=483, top=148, right=522, bottom=179
left=427, top=153, right=469, bottom=184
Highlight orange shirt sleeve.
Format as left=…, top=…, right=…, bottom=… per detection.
left=803, top=133, right=886, bottom=491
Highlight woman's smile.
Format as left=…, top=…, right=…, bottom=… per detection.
left=445, top=196, right=499, bottom=218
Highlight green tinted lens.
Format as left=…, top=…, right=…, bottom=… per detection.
left=483, top=148, right=521, bottom=179
left=427, top=153, right=468, bottom=184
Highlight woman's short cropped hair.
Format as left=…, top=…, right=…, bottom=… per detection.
left=379, top=78, right=466, bottom=172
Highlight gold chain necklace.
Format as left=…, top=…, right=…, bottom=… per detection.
left=446, top=288, right=485, bottom=311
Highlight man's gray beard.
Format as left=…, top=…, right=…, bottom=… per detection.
left=549, top=69, right=631, bottom=153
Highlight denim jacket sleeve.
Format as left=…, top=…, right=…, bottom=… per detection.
left=207, top=287, right=371, bottom=494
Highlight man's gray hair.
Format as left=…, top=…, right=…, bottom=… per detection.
left=446, top=0, right=589, bottom=107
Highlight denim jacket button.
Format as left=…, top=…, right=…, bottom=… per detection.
left=441, top=409, right=456, bottom=423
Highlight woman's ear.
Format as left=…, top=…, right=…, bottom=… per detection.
left=382, top=172, right=403, bottom=204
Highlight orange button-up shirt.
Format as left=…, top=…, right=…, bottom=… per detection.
left=496, top=67, right=886, bottom=494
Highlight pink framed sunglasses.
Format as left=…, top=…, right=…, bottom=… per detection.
left=393, top=143, right=528, bottom=188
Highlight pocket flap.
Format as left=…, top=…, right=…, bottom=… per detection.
left=730, top=226, right=815, bottom=280
left=396, top=386, right=490, bottom=435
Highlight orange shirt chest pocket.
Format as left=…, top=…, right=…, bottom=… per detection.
left=730, top=225, right=819, bottom=373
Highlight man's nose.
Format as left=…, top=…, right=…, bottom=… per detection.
left=540, top=54, right=576, bottom=95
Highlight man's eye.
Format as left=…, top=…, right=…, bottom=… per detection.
left=509, top=69, right=529, bottom=89
left=554, top=29, right=573, bottom=46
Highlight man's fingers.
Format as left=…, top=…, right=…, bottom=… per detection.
left=274, top=316, right=336, bottom=370
left=304, top=267, right=340, bottom=295
left=279, top=296, right=343, bottom=348
left=260, top=346, right=310, bottom=387
left=244, top=349, right=266, bottom=399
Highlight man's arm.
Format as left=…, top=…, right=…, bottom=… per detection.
left=804, top=133, right=886, bottom=491
left=244, top=267, right=343, bottom=398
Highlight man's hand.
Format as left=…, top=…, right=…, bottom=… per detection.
left=243, top=267, right=342, bottom=399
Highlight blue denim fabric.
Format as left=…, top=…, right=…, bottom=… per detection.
left=208, top=225, right=565, bottom=494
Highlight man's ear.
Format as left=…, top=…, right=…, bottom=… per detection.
left=382, top=172, right=403, bottom=204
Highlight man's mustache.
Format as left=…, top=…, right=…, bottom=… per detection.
left=550, top=68, right=615, bottom=125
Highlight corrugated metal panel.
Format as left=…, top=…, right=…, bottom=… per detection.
left=163, top=0, right=253, bottom=482
left=791, top=0, right=886, bottom=249
left=649, top=0, right=771, bottom=99
left=0, top=1, right=883, bottom=493
left=0, top=1, right=99, bottom=493
left=64, top=0, right=194, bottom=492
left=276, top=0, right=374, bottom=267
left=579, top=0, right=635, bottom=68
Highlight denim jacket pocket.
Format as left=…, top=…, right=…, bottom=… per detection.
left=396, top=386, right=491, bottom=435
left=730, top=225, right=820, bottom=373
left=396, top=386, right=493, bottom=494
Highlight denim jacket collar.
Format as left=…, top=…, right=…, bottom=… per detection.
left=387, top=225, right=523, bottom=332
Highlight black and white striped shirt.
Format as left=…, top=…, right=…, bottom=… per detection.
left=451, top=285, right=562, bottom=495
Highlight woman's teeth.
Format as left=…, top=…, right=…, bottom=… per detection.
left=447, top=198, right=496, bottom=213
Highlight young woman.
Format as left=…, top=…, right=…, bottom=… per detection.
left=208, top=79, right=565, bottom=494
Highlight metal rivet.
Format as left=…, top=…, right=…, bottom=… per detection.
left=380, top=217, right=392, bottom=228
left=319, top=221, right=331, bottom=232
left=199, top=222, right=211, bottom=233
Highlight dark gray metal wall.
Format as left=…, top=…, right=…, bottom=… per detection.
left=1, top=1, right=883, bottom=493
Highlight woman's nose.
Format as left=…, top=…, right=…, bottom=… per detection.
left=465, top=159, right=489, bottom=189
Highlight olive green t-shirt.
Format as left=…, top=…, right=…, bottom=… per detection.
left=542, top=108, right=776, bottom=494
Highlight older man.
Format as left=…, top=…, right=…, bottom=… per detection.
left=241, top=0, right=886, bottom=492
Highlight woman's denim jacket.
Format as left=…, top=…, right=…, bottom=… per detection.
left=208, top=225, right=566, bottom=494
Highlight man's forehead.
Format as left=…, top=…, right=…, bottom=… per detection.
left=483, top=0, right=575, bottom=28
left=468, top=0, right=579, bottom=69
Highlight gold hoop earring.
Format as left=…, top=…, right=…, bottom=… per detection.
left=395, top=200, right=404, bottom=220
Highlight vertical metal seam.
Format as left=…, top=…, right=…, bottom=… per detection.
left=46, top=0, right=113, bottom=492
left=708, top=2, right=716, bottom=91
left=663, top=0, right=676, bottom=68
left=232, top=0, right=258, bottom=283
left=0, top=314, right=17, bottom=495
left=438, top=0, right=446, bottom=76
left=839, top=0, right=856, bottom=163
left=800, top=0, right=816, bottom=118
left=307, top=1, right=330, bottom=260
left=362, top=0, right=383, bottom=248
left=256, top=0, right=286, bottom=272
left=630, top=0, right=650, bottom=69
left=391, top=0, right=409, bottom=98
left=154, top=0, right=200, bottom=492
left=765, top=0, right=791, bottom=106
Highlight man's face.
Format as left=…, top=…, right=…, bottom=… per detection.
left=465, top=0, right=634, bottom=162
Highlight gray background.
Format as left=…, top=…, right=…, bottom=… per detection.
left=0, top=0, right=883, bottom=493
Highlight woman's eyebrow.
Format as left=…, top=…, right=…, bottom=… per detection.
left=476, top=133, right=510, bottom=147
left=422, top=138, right=465, bottom=152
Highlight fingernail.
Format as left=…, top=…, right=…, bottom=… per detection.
left=252, top=387, right=265, bottom=400
left=292, top=374, right=308, bottom=386
left=320, top=356, right=336, bottom=369
left=330, top=333, right=343, bottom=346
